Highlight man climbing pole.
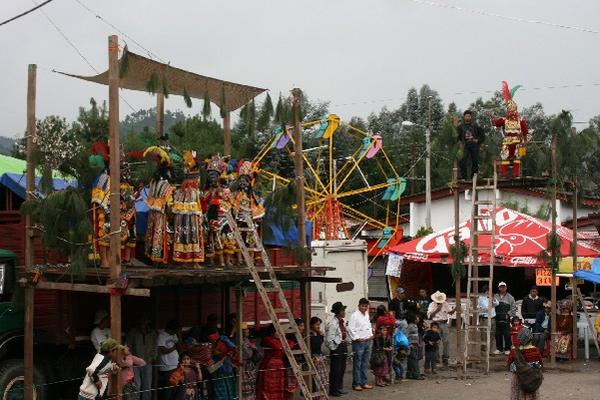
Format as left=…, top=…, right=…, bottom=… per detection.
left=491, top=81, right=529, bottom=179
left=456, top=110, right=484, bottom=180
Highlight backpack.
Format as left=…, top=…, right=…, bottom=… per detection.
left=513, top=347, right=543, bottom=394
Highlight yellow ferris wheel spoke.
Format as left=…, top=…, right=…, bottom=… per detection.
left=340, top=203, right=394, bottom=231
left=285, top=131, right=330, bottom=195
left=335, top=143, right=375, bottom=196
left=258, top=169, right=324, bottom=198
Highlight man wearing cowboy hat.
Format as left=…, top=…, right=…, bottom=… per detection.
left=427, top=291, right=455, bottom=367
left=326, top=301, right=349, bottom=397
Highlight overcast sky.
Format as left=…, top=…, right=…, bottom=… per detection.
left=1, top=0, right=599, bottom=137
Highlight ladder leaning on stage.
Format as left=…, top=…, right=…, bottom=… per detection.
left=225, top=211, right=329, bottom=400
left=463, top=165, right=498, bottom=376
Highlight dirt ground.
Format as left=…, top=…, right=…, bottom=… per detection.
left=340, top=361, right=600, bottom=400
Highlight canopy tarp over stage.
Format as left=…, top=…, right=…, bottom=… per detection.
left=389, top=207, right=600, bottom=267
left=57, top=50, right=266, bottom=112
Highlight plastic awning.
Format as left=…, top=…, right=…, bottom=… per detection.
left=0, top=173, right=77, bottom=199
left=574, top=258, right=600, bottom=284
left=389, top=207, right=600, bottom=267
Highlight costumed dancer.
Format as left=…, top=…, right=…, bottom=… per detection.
left=231, top=160, right=265, bottom=265
left=172, top=150, right=205, bottom=268
left=89, top=141, right=111, bottom=268
left=202, top=155, right=228, bottom=267
left=492, top=81, right=529, bottom=178
left=120, top=163, right=137, bottom=265
left=143, top=146, right=174, bottom=266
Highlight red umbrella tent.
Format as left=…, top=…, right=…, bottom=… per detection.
left=389, top=207, right=600, bottom=267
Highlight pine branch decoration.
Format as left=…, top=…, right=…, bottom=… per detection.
left=202, top=91, right=211, bottom=118
left=162, top=76, right=169, bottom=99
left=219, top=85, right=227, bottom=118
left=146, top=72, right=158, bottom=94
left=183, top=87, right=192, bottom=108
left=119, top=45, right=130, bottom=79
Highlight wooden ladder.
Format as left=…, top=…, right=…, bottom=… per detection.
left=225, top=211, right=329, bottom=400
left=463, top=166, right=497, bottom=376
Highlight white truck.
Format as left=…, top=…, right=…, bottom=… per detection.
left=311, top=240, right=369, bottom=323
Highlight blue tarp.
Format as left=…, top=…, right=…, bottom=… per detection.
left=0, top=172, right=77, bottom=199
left=574, top=258, right=600, bottom=284
left=0, top=172, right=310, bottom=247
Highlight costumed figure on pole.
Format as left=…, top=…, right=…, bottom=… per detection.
left=172, top=150, right=205, bottom=268
left=119, top=154, right=137, bottom=265
left=231, top=160, right=265, bottom=265
left=89, top=140, right=111, bottom=268
left=202, top=155, right=228, bottom=267
left=143, top=145, right=174, bottom=266
left=492, top=81, right=529, bottom=178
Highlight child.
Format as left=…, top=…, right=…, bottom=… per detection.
left=78, top=338, right=121, bottom=400
left=423, top=322, right=442, bottom=374
left=406, top=313, right=424, bottom=380
left=393, top=320, right=409, bottom=383
left=168, top=352, right=203, bottom=400
left=372, top=325, right=393, bottom=386
left=118, top=345, right=146, bottom=399
left=510, top=316, right=523, bottom=347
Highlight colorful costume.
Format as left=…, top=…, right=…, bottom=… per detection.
left=119, top=180, right=137, bottom=263
left=144, top=146, right=174, bottom=264
left=89, top=141, right=111, bottom=268
left=172, top=151, right=204, bottom=265
left=208, top=334, right=237, bottom=400
left=231, top=160, right=265, bottom=264
left=202, top=155, right=228, bottom=267
left=493, top=81, right=529, bottom=178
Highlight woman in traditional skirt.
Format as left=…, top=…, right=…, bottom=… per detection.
left=506, top=327, right=543, bottom=400
left=172, top=151, right=204, bottom=267
left=284, top=319, right=304, bottom=399
left=555, top=300, right=574, bottom=361
left=256, top=325, right=287, bottom=400
left=309, top=317, right=329, bottom=399
left=241, top=322, right=260, bottom=400
left=207, top=331, right=237, bottom=400
left=143, top=146, right=174, bottom=265
left=372, top=325, right=392, bottom=386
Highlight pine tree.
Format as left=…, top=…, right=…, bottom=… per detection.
left=257, top=93, right=274, bottom=132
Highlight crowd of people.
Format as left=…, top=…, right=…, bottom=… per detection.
left=79, top=281, right=583, bottom=399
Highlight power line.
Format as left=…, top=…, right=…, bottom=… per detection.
left=0, top=0, right=56, bottom=27
left=407, top=0, right=600, bottom=35
left=31, top=1, right=138, bottom=113
left=72, top=0, right=165, bottom=62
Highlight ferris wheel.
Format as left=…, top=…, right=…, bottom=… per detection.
left=254, top=114, right=406, bottom=258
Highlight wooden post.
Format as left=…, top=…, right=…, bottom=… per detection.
left=223, top=111, right=232, bottom=156
left=571, top=180, right=578, bottom=360
left=24, top=63, right=36, bottom=400
left=236, top=286, right=243, bottom=399
left=156, top=91, right=165, bottom=136
left=108, top=35, right=122, bottom=398
left=292, top=89, right=307, bottom=249
left=453, top=165, right=462, bottom=377
left=550, top=131, right=557, bottom=367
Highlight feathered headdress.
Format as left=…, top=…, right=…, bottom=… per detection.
left=501, top=81, right=522, bottom=113
left=238, top=160, right=255, bottom=177
left=143, top=145, right=172, bottom=167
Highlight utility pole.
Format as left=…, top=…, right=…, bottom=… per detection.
left=292, top=89, right=306, bottom=249
left=24, top=63, right=36, bottom=400
left=108, top=35, right=123, bottom=398
left=223, top=111, right=232, bottom=157
left=425, top=96, right=432, bottom=229
left=550, top=131, right=557, bottom=367
left=156, top=91, right=164, bottom=137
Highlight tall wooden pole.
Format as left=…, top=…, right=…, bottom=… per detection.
left=108, top=34, right=123, bottom=398
left=571, top=180, right=578, bottom=359
left=292, top=89, right=307, bottom=249
left=550, top=132, right=557, bottom=367
left=236, top=286, right=244, bottom=399
left=156, top=91, right=165, bottom=137
left=24, top=63, right=37, bottom=400
left=223, top=111, right=232, bottom=156
left=453, top=165, right=462, bottom=377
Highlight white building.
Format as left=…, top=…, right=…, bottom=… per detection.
left=405, top=186, right=600, bottom=237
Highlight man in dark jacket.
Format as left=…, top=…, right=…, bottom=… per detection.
left=521, top=286, right=544, bottom=325
left=457, top=110, right=485, bottom=180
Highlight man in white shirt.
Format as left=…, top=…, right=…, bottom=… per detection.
left=347, top=298, right=373, bottom=391
left=427, top=291, right=455, bottom=367
left=157, top=319, right=181, bottom=400
left=90, top=310, right=110, bottom=353
left=477, top=285, right=499, bottom=354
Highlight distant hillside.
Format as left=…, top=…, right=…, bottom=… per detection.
left=0, top=136, right=15, bottom=156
